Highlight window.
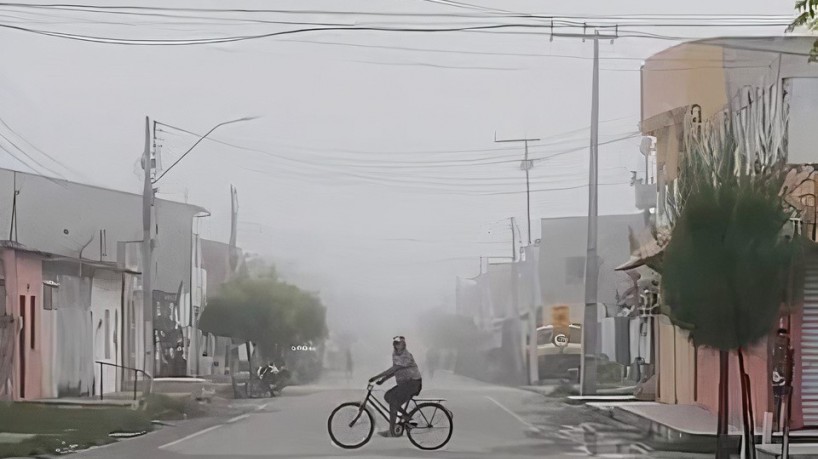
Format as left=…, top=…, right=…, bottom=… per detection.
left=43, top=285, right=54, bottom=310
left=565, top=257, right=585, bottom=285
left=104, top=309, right=111, bottom=359
left=569, top=325, right=582, bottom=344
left=30, top=297, right=35, bottom=350
left=536, top=329, right=552, bottom=346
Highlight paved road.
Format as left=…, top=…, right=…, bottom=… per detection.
left=72, top=372, right=617, bottom=459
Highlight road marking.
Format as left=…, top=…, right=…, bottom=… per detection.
left=227, top=414, right=250, bottom=424
left=158, top=424, right=225, bottom=450
left=256, top=403, right=268, bottom=411
left=484, top=396, right=541, bottom=432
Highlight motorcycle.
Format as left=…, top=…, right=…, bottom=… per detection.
left=247, top=364, right=291, bottom=398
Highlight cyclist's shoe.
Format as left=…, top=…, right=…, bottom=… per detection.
left=377, top=430, right=397, bottom=438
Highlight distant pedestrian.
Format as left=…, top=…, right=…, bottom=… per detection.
left=345, top=349, right=354, bottom=382
left=426, top=348, right=440, bottom=379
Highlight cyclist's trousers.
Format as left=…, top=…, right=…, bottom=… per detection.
left=385, top=379, right=422, bottom=415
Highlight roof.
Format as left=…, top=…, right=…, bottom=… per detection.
left=615, top=227, right=671, bottom=272
left=0, top=240, right=140, bottom=275
left=0, top=166, right=207, bottom=215
left=646, top=35, right=818, bottom=63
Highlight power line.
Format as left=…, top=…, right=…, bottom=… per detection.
left=156, top=119, right=637, bottom=162
left=0, top=13, right=796, bottom=46
left=0, top=114, right=86, bottom=180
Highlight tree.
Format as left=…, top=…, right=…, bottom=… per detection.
left=199, top=263, right=328, bottom=371
left=661, top=114, right=803, bottom=459
left=789, top=1, right=818, bottom=61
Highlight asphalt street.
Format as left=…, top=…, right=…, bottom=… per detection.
left=71, top=371, right=644, bottom=459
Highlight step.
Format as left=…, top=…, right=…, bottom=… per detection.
left=757, top=443, right=818, bottom=458
left=24, top=398, right=139, bottom=409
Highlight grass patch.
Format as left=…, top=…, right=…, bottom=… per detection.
left=143, top=394, right=205, bottom=421
left=0, top=402, right=152, bottom=457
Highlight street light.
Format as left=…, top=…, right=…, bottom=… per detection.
left=141, top=115, right=255, bottom=377
left=153, top=116, right=258, bottom=184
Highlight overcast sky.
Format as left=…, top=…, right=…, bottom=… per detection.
left=0, top=0, right=797, bottom=337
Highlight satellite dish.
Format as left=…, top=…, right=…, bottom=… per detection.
left=639, top=137, right=655, bottom=157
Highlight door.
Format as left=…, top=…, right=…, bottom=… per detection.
left=18, top=295, right=25, bottom=399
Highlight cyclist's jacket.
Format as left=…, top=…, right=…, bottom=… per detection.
left=393, top=349, right=422, bottom=384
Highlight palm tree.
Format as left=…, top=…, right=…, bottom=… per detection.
left=661, top=93, right=804, bottom=458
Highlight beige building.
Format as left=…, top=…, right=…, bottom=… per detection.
left=640, top=36, right=818, bottom=428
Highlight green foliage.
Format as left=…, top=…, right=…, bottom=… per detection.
left=789, top=0, right=818, bottom=62
left=661, top=118, right=802, bottom=350
left=0, top=402, right=152, bottom=457
left=199, top=262, right=328, bottom=361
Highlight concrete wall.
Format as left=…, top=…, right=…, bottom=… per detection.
left=53, top=274, right=93, bottom=397
left=538, top=213, right=647, bottom=322
left=0, top=168, right=204, bottom=298
left=655, top=317, right=696, bottom=405
left=90, top=272, right=122, bottom=395
left=696, top=343, right=771, bottom=429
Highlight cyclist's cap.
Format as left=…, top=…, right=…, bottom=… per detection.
left=392, top=336, right=406, bottom=344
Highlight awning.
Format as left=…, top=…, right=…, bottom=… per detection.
left=616, top=227, right=671, bottom=271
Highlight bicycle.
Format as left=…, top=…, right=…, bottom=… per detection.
left=327, top=381, right=454, bottom=450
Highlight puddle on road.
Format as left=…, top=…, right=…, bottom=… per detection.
left=526, top=401, right=654, bottom=457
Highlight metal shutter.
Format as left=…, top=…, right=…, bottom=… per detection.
left=801, top=257, right=818, bottom=425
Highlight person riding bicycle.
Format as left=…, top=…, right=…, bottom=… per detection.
left=369, top=335, right=422, bottom=438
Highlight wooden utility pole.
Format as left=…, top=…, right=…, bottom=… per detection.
left=494, top=136, right=540, bottom=245
left=141, top=117, right=155, bottom=376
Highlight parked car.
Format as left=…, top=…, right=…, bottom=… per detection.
left=537, top=323, right=582, bottom=380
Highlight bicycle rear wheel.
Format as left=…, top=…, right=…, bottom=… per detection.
left=406, top=402, right=453, bottom=450
left=327, top=402, right=374, bottom=449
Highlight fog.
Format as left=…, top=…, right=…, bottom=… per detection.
left=0, top=0, right=792, bottom=359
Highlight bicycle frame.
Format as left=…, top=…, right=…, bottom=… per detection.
left=349, top=383, right=439, bottom=428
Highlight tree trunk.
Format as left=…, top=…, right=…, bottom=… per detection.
left=738, top=348, right=756, bottom=459
left=716, top=350, right=731, bottom=459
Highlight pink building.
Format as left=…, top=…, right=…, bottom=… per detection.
left=0, top=242, right=46, bottom=400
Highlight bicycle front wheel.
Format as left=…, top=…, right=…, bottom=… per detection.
left=327, top=402, right=374, bottom=449
left=406, top=402, right=453, bottom=450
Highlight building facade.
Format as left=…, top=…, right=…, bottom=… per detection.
left=0, top=167, right=207, bottom=398
left=640, top=35, right=818, bottom=428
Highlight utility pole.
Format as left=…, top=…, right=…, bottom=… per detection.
left=495, top=135, right=540, bottom=245
left=545, top=27, right=616, bottom=396
left=147, top=116, right=253, bottom=377
left=582, top=32, right=602, bottom=396
left=495, top=136, right=540, bottom=385
left=141, top=117, right=155, bottom=376
left=510, top=217, right=517, bottom=262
